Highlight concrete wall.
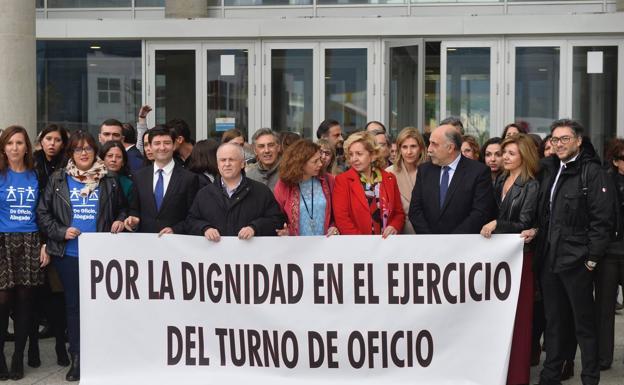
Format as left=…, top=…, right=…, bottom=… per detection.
left=165, top=0, right=209, bottom=18
left=0, top=1, right=36, bottom=139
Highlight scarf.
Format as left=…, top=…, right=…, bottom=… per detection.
left=65, top=158, right=108, bottom=197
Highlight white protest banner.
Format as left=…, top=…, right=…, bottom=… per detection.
left=79, top=233, right=523, bottom=385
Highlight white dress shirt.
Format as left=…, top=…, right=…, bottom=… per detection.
left=440, top=153, right=462, bottom=187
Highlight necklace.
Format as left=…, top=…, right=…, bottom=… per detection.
left=299, top=179, right=314, bottom=227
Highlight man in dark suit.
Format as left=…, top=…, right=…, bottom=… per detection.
left=124, top=125, right=199, bottom=235
left=122, top=122, right=144, bottom=174
left=408, top=124, right=496, bottom=234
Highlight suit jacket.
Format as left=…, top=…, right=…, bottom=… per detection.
left=129, top=163, right=200, bottom=234
left=408, top=156, right=496, bottom=234
left=332, top=168, right=405, bottom=235
left=126, top=145, right=144, bottom=175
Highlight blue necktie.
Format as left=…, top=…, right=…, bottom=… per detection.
left=154, top=169, right=164, bottom=211
left=440, top=166, right=450, bottom=208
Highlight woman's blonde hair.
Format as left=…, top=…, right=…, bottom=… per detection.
left=501, top=133, right=539, bottom=182
left=393, top=127, right=426, bottom=172
left=343, top=131, right=383, bottom=170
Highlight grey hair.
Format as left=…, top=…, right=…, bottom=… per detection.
left=444, top=128, right=463, bottom=152
left=217, top=142, right=245, bottom=161
left=251, top=128, right=278, bottom=144
left=370, top=128, right=391, bottom=144
left=440, top=116, right=465, bottom=135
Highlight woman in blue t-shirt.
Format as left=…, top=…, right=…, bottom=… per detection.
left=0, top=125, right=48, bottom=381
left=37, top=131, right=127, bottom=382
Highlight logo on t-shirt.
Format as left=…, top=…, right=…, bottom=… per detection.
left=70, top=187, right=98, bottom=221
left=6, top=185, right=36, bottom=221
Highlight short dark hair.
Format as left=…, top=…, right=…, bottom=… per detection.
left=550, top=118, right=584, bottom=136
left=316, top=119, right=340, bottom=139
left=502, top=123, right=528, bottom=137
left=440, top=117, right=464, bottom=135
left=99, top=140, right=129, bottom=176
left=148, top=125, right=177, bottom=144
left=122, top=123, right=137, bottom=145
left=166, top=118, right=192, bottom=143
left=365, top=120, right=387, bottom=133
left=100, top=119, right=123, bottom=131
left=188, top=139, right=219, bottom=177
left=66, top=131, right=99, bottom=163
left=39, top=123, right=69, bottom=148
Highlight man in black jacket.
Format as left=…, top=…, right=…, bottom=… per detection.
left=408, top=124, right=496, bottom=234
left=535, top=119, right=614, bottom=385
left=186, top=143, right=284, bottom=241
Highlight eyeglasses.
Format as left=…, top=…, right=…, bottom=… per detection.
left=73, top=147, right=94, bottom=154
left=319, top=150, right=332, bottom=157
left=550, top=136, right=575, bottom=145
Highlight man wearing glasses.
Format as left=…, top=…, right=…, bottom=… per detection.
left=534, top=119, right=614, bottom=385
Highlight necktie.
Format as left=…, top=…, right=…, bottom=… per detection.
left=440, top=166, right=450, bottom=208
left=154, top=169, right=164, bottom=211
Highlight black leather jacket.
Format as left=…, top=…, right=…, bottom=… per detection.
left=36, top=169, right=128, bottom=258
left=606, top=169, right=624, bottom=256
left=493, top=174, right=539, bottom=235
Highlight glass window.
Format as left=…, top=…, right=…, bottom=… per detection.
left=514, top=47, right=559, bottom=135
left=424, top=42, right=441, bottom=135
left=155, top=50, right=197, bottom=141
left=325, top=48, right=367, bottom=135
left=389, top=45, right=419, bottom=138
left=572, top=46, right=618, bottom=159
left=271, top=49, right=313, bottom=138
left=37, top=41, right=142, bottom=137
left=135, top=0, right=165, bottom=6
left=318, top=0, right=405, bottom=4
left=48, top=0, right=131, bottom=7
left=225, top=0, right=310, bottom=5
left=36, top=0, right=44, bottom=8
left=206, top=50, right=249, bottom=140
left=446, top=46, right=491, bottom=141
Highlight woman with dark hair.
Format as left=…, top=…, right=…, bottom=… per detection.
left=99, top=141, right=134, bottom=202
left=461, top=135, right=480, bottom=160
left=221, top=128, right=245, bottom=146
left=37, top=131, right=127, bottom=382
left=274, top=139, right=337, bottom=236
left=187, top=139, right=220, bottom=184
left=481, top=137, right=504, bottom=183
left=480, top=134, right=540, bottom=385
left=0, top=126, right=48, bottom=380
left=141, top=130, right=154, bottom=166
left=540, top=134, right=554, bottom=158
left=333, top=131, right=404, bottom=236
left=34, top=124, right=68, bottom=190
left=502, top=123, right=528, bottom=138
left=595, top=138, right=624, bottom=370
left=279, top=131, right=301, bottom=152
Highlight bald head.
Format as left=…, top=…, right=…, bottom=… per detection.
left=427, top=124, right=462, bottom=166
left=217, top=143, right=246, bottom=182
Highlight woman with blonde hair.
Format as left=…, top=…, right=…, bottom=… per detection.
left=386, top=127, right=426, bottom=234
left=317, top=138, right=339, bottom=175
left=333, top=131, right=404, bottom=236
left=480, top=133, right=539, bottom=385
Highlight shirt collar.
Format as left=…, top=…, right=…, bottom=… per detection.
left=154, top=159, right=175, bottom=175
left=446, top=153, right=462, bottom=171
left=559, top=153, right=580, bottom=169
left=221, top=175, right=243, bottom=197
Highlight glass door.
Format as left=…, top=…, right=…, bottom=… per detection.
left=384, top=39, right=424, bottom=138
left=320, top=42, right=376, bottom=136
left=262, top=42, right=318, bottom=139
left=568, top=41, right=621, bottom=159
left=146, top=43, right=202, bottom=140
left=202, top=44, right=256, bottom=141
left=441, top=41, right=499, bottom=142
left=505, top=40, right=566, bottom=137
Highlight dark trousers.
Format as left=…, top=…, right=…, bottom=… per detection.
left=594, top=253, right=624, bottom=368
left=539, top=263, right=599, bottom=385
left=53, top=256, right=80, bottom=355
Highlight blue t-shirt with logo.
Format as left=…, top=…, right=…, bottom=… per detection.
left=0, top=169, right=39, bottom=233
left=65, top=176, right=99, bottom=258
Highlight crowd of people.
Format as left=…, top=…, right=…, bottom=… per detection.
left=0, top=105, right=622, bottom=385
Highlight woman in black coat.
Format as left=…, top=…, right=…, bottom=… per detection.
left=480, top=134, right=539, bottom=385
left=37, top=131, right=127, bottom=382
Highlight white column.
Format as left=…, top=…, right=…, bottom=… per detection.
left=165, top=0, right=209, bottom=18
left=0, top=0, right=36, bottom=139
